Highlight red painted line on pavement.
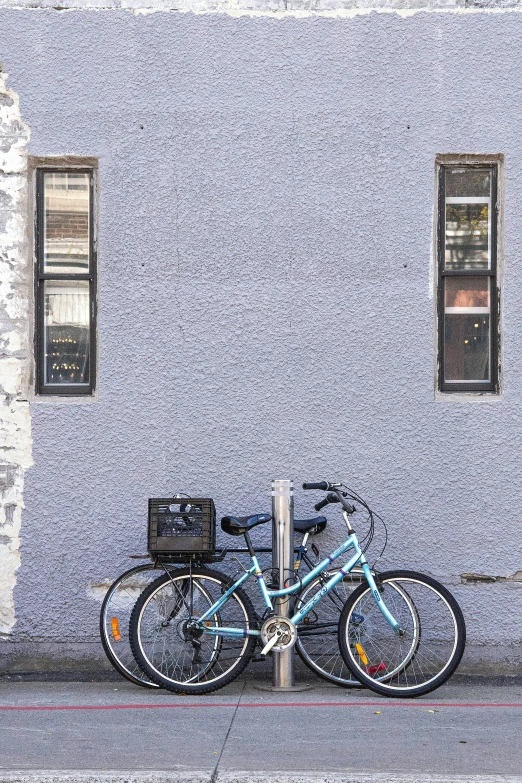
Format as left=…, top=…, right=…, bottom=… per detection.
left=1, top=701, right=522, bottom=712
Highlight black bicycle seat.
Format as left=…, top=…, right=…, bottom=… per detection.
left=294, top=516, right=327, bottom=535
left=221, top=513, right=272, bottom=536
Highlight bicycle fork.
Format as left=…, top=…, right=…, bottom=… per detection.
left=289, top=543, right=403, bottom=636
left=360, top=561, right=403, bottom=634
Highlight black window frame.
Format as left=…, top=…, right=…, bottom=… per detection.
left=35, top=166, right=97, bottom=396
left=437, top=162, right=500, bottom=394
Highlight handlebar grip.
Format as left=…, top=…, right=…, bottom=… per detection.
left=303, top=482, right=329, bottom=491
left=314, top=497, right=330, bottom=512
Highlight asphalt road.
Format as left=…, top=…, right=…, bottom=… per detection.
left=0, top=678, right=521, bottom=780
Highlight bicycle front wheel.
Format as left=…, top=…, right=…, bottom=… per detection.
left=338, top=570, right=466, bottom=698
left=295, top=570, right=364, bottom=688
left=129, top=567, right=257, bottom=694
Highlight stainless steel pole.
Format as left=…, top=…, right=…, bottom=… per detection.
left=271, top=479, right=295, bottom=689
left=254, top=480, right=312, bottom=692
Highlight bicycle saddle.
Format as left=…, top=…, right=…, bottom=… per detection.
left=294, top=516, right=327, bottom=535
left=221, top=513, right=272, bottom=536
left=221, top=514, right=327, bottom=537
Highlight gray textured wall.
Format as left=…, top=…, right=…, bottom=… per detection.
left=1, top=8, right=521, bottom=673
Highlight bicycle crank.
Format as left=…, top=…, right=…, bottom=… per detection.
left=260, top=615, right=297, bottom=655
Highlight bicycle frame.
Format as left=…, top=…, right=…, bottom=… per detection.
left=198, top=531, right=401, bottom=639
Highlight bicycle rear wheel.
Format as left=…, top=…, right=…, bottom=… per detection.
left=295, top=570, right=364, bottom=687
left=129, top=567, right=257, bottom=694
left=338, top=570, right=466, bottom=698
left=100, top=563, right=163, bottom=688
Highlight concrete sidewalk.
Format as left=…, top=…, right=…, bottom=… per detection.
left=0, top=677, right=521, bottom=782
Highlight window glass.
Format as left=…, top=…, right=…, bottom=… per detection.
left=445, top=168, right=491, bottom=198
left=43, top=172, right=90, bottom=274
left=36, top=166, right=95, bottom=395
left=438, top=162, right=498, bottom=392
left=444, top=277, right=489, bottom=311
left=443, top=277, right=490, bottom=382
left=445, top=168, right=491, bottom=272
left=445, top=202, right=489, bottom=270
left=444, top=314, right=490, bottom=382
left=43, top=280, right=90, bottom=386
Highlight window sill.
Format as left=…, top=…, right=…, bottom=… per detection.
left=26, top=393, right=98, bottom=404
left=434, top=389, right=502, bottom=402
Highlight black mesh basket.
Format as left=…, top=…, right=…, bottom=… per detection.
left=148, top=497, right=216, bottom=560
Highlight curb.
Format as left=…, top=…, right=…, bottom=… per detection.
left=1, top=773, right=522, bottom=783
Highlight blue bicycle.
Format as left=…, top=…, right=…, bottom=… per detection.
left=129, top=481, right=466, bottom=697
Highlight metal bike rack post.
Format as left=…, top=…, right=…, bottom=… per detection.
left=271, top=479, right=295, bottom=689
left=256, top=479, right=312, bottom=692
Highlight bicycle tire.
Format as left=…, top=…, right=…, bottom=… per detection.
left=100, top=563, right=163, bottom=688
left=129, top=566, right=257, bottom=695
left=338, top=570, right=466, bottom=698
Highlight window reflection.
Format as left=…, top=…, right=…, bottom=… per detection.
left=440, top=165, right=496, bottom=388
left=445, top=203, right=489, bottom=270
left=445, top=168, right=491, bottom=198
left=44, top=172, right=90, bottom=274
left=444, top=277, right=490, bottom=382
left=44, top=280, right=90, bottom=385
left=444, top=315, right=490, bottom=382
left=445, top=278, right=489, bottom=310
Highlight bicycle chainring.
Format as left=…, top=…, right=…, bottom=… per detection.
left=260, top=615, right=297, bottom=652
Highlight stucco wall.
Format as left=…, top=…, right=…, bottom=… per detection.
left=0, top=7, right=521, bottom=674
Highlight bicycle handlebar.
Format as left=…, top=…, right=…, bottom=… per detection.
left=314, top=497, right=330, bottom=512
left=315, top=492, right=354, bottom=513
left=306, top=482, right=357, bottom=516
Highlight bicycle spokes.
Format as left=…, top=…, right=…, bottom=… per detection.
left=340, top=572, right=465, bottom=695
left=129, top=569, right=256, bottom=692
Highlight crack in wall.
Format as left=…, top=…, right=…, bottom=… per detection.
left=461, top=571, right=522, bottom=584
left=0, top=68, right=32, bottom=636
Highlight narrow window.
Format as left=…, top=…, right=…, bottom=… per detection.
left=437, top=163, right=499, bottom=393
left=35, top=168, right=96, bottom=395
